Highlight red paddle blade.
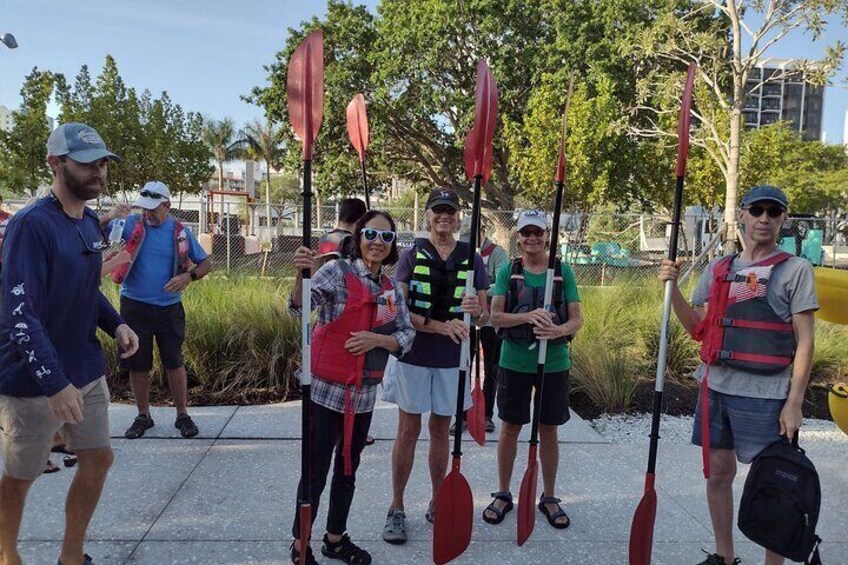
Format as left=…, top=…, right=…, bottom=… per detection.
left=463, top=60, right=498, bottom=183
left=298, top=503, right=312, bottom=547
left=555, top=77, right=575, bottom=183
left=628, top=474, right=658, bottom=565
left=287, top=30, right=324, bottom=160
left=675, top=63, right=697, bottom=177
left=433, top=459, right=474, bottom=565
left=346, top=93, right=369, bottom=162
left=468, top=385, right=486, bottom=446
left=516, top=447, right=538, bottom=546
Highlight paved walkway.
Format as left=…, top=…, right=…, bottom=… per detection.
left=8, top=401, right=848, bottom=564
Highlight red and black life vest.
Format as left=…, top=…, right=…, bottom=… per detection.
left=691, top=251, right=796, bottom=478
left=693, top=251, right=796, bottom=374
left=480, top=240, right=496, bottom=267
left=110, top=215, right=190, bottom=284
left=311, top=258, right=399, bottom=474
left=497, top=257, right=570, bottom=345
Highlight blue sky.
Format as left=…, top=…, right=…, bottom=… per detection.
left=1, top=0, right=847, bottom=143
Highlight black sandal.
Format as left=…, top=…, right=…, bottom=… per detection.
left=51, top=444, right=75, bottom=456
left=482, top=491, right=514, bottom=524
left=321, top=533, right=372, bottom=564
left=44, top=460, right=60, bottom=474
left=289, top=540, right=317, bottom=565
left=538, top=494, right=570, bottom=529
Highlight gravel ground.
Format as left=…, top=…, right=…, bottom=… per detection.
left=590, top=413, right=848, bottom=447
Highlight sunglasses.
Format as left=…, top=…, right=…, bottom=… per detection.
left=518, top=227, right=545, bottom=238
left=430, top=206, right=457, bottom=215
left=745, top=205, right=785, bottom=219
left=362, top=228, right=396, bottom=243
left=139, top=190, right=166, bottom=200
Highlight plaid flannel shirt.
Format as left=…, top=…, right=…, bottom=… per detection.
left=289, top=258, right=415, bottom=413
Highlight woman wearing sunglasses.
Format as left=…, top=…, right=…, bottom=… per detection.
left=288, top=210, right=415, bottom=565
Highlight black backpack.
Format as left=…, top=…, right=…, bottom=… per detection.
left=738, top=436, right=822, bottom=564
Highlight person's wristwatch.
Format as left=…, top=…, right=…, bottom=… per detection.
left=189, top=270, right=199, bottom=281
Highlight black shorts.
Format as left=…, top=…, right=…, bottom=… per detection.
left=119, top=296, right=186, bottom=372
left=496, top=367, right=571, bottom=426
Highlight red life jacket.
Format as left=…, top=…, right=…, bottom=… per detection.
left=311, top=258, right=399, bottom=474
left=691, top=251, right=795, bottom=478
left=480, top=240, right=496, bottom=266
left=110, top=215, right=191, bottom=284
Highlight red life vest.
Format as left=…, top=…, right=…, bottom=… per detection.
left=480, top=240, right=496, bottom=266
left=311, top=259, right=398, bottom=474
left=691, top=251, right=795, bottom=478
left=110, top=215, right=191, bottom=284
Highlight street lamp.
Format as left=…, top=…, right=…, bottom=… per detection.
left=1, top=33, right=18, bottom=49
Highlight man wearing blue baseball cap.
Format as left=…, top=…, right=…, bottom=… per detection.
left=0, top=123, right=138, bottom=565
left=659, top=185, right=818, bottom=565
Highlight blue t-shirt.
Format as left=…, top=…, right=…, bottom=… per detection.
left=0, top=198, right=124, bottom=397
left=117, top=215, right=207, bottom=307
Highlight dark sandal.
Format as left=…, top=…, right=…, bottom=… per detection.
left=175, top=414, right=199, bottom=438
left=482, top=491, right=514, bottom=524
left=51, top=444, right=75, bottom=455
left=58, top=554, right=94, bottom=564
left=538, top=494, right=570, bottom=529
left=44, top=460, right=60, bottom=474
left=321, top=533, right=372, bottom=564
left=290, top=541, right=317, bottom=565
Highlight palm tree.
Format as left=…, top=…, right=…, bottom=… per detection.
left=240, top=119, right=285, bottom=241
left=202, top=117, right=242, bottom=193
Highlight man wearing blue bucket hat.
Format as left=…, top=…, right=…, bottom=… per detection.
left=0, top=123, right=138, bottom=565
left=659, top=185, right=818, bottom=565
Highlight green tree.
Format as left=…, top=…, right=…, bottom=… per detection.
left=0, top=68, right=54, bottom=196
left=202, top=117, right=243, bottom=193
left=240, top=119, right=286, bottom=239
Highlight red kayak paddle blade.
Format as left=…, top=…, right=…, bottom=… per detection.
left=286, top=30, right=324, bottom=160
left=298, top=503, right=312, bottom=547
left=433, top=463, right=474, bottom=565
left=628, top=474, right=658, bottom=565
left=463, top=60, right=498, bottom=183
left=554, top=77, right=574, bottom=184
left=346, top=93, right=369, bottom=162
left=675, top=62, right=697, bottom=177
left=516, top=451, right=538, bottom=546
left=468, top=385, right=486, bottom=446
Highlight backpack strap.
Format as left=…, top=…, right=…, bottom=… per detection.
left=506, top=257, right=524, bottom=312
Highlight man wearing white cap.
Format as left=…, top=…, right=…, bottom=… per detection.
left=108, top=181, right=210, bottom=440
left=0, top=122, right=139, bottom=565
left=484, top=209, right=582, bottom=529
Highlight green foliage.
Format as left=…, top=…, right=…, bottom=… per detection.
left=202, top=117, right=243, bottom=192
left=0, top=68, right=55, bottom=196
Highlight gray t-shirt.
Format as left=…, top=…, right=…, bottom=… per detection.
left=690, top=250, right=818, bottom=399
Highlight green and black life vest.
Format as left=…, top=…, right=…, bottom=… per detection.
left=408, top=238, right=471, bottom=323
left=497, top=257, right=571, bottom=345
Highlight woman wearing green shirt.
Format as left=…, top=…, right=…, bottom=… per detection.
left=483, top=210, right=583, bottom=530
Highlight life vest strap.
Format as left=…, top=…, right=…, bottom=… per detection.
left=716, top=350, right=792, bottom=366
left=718, top=318, right=793, bottom=332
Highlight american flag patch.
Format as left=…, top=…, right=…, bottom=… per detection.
left=729, top=265, right=772, bottom=303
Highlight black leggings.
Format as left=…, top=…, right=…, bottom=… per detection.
left=291, top=400, right=374, bottom=539
left=480, top=325, right=502, bottom=418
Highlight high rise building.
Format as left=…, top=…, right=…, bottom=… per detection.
left=742, top=60, right=824, bottom=141
left=0, top=105, right=14, bottom=132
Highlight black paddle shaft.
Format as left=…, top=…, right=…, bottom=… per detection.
left=645, top=173, right=685, bottom=474
left=452, top=175, right=483, bottom=458
left=528, top=179, right=566, bottom=447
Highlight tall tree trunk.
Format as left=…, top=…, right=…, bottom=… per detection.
left=265, top=162, right=272, bottom=242
left=723, top=102, right=743, bottom=254
left=217, top=160, right=224, bottom=193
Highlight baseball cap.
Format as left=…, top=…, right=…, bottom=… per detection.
left=135, top=181, right=171, bottom=210
left=425, top=187, right=460, bottom=211
left=741, top=185, right=789, bottom=208
left=517, top=209, right=548, bottom=231
left=46, top=123, right=120, bottom=163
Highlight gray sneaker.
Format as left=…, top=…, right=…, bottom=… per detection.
left=382, top=509, right=407, bottom=545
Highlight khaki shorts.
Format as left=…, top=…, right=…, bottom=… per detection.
left=0, top=377, right=111, bottom=481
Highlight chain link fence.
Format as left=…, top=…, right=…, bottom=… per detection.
left=4, top=197, right=846, bottom=285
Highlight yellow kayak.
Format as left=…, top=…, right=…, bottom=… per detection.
left=814, top=267, right=848, bottom=325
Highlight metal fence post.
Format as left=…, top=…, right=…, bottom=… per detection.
left=226, top=201, right=232, bottom=275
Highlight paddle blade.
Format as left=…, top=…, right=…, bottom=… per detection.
left=516, top=447, right=539, bottom=546
left=468, top=385, right=486, bottom=446
left=346, top=93, right=369, bottom=162
left=287, top=30, right=324, bottom=160
left=628, top=474, right=658, bottom=565
left=675, top=63, right=697, bottom=177
left=433, top=460, right=474, bottom=565
left=298, top=503, right=312, bottom=547
left=555, top=77, right=575, bottom=183
left=463, top=60, right=498, bottom=183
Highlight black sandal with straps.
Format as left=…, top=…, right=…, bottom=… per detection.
left=321, top=533, right=372, bottom=564
left=290, top=540, right=317, bottom=565
left=482, top=491, right=514, bottom=524
left=538, top=494, right=570, bottom=529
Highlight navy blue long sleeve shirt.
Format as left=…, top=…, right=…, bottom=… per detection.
left=0, top=196, right=124, bottom=397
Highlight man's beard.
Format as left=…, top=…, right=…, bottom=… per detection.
left=61, top=166, right=103, bottom=202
